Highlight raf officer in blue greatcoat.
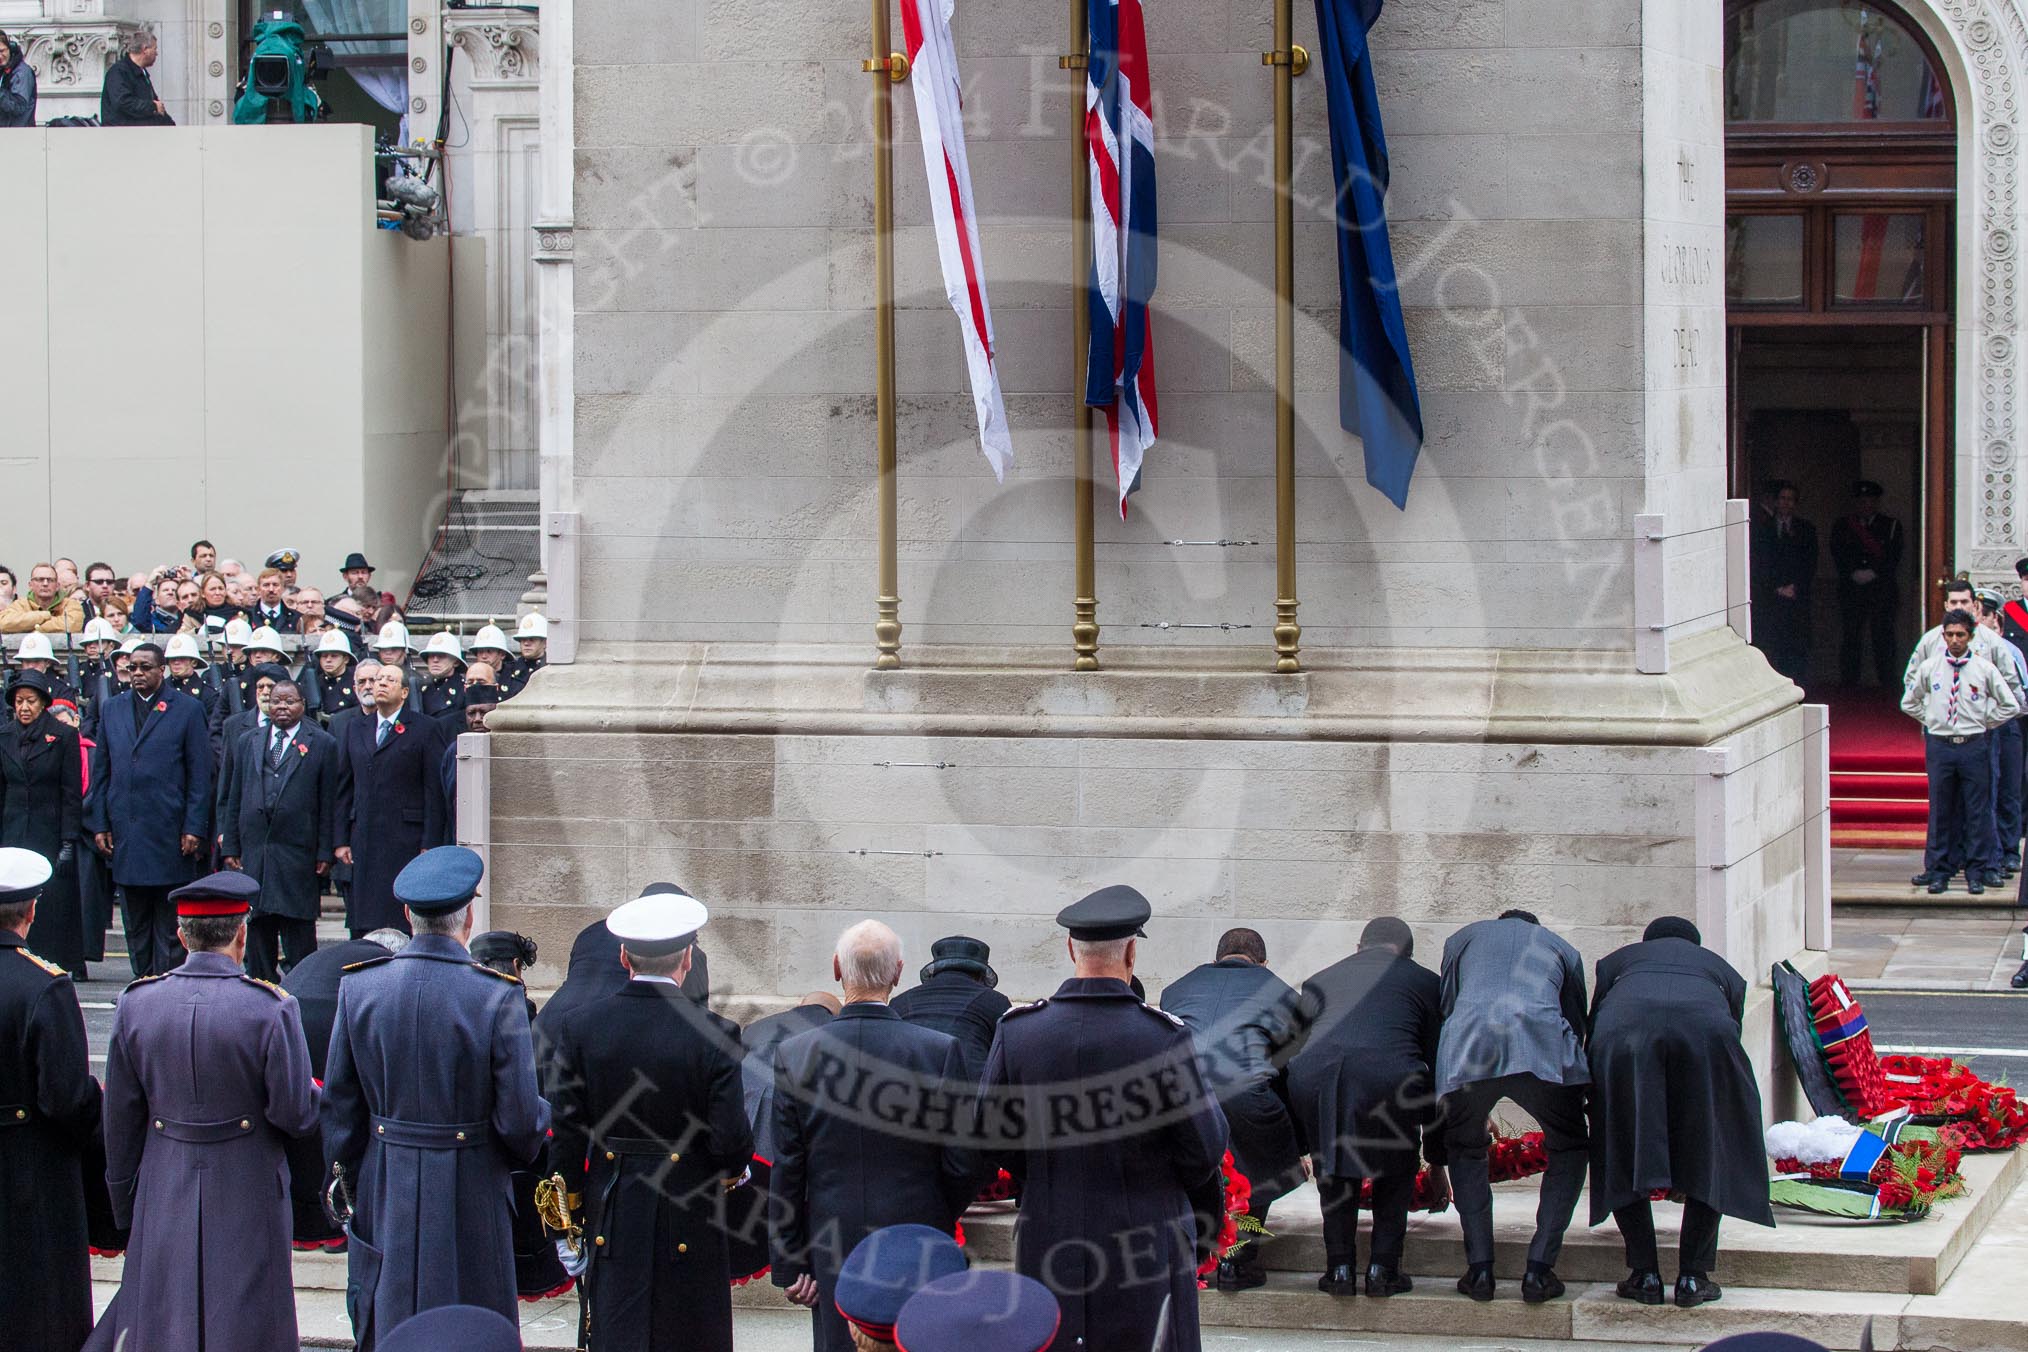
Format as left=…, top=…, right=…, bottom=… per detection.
left=85, top=641, right=213, bottom=977
left=323, top=846, right=550, bottom=1350
left=979, top=886, right=1231, bottom=1352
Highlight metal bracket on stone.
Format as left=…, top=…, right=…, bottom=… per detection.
left=845, top=848, right=944, bottom=858
left=872, top=761, right=957, bottom=769
left=1139, top=621, right=1254, bottom=631
left=1161, top=539, right=1260, bottom=548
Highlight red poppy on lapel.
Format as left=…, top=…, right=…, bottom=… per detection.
left=44, top=734, right=56, bottom=743
left=394, top=722, right=406, bottom=735
left=297, top=742, right=310, bottom=756
left=153, top=701, right=168, bottom=713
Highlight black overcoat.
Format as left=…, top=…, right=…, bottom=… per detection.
left=546, top=981, right=753, bottom=1351
left=0, top=714, right=87, bottom=973
left=979, top=978, right=1230, bottom=1352
left=217, top=722, right=339, bottom=922
left=334, top=712, right=449, bottom=933
left=1161, top=958, right=1303, bottom=1190
left=1586, top=938, right=1774, bottom=1227
left=891, top=970, right=1010, bottom=1079
left=0, top=931, right=100, bottom=1351
left=1286, top=948, right=1444, bottom=1179
left=772, top=1004, right=979, bottom=1352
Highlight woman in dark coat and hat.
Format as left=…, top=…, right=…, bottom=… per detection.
left=0, top=671, right=87, bottom=974
left=1587, top=916, right=1773, bottom=1309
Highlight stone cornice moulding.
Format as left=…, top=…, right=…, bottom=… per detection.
left=446, top=12, right=537, bottom=85
left=19, top=18, right=142, bottom=89
left=486, top=629, right=1802, bottom=749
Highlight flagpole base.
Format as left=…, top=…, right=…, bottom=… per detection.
left=1274, top=599, right=1301, bottom=674
left=1073, top=598, right=1100, bottom=672
left=875, top=598, right=902, bottom=671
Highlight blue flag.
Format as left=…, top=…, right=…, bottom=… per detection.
left=1313, top=0, right=1424, bottom=509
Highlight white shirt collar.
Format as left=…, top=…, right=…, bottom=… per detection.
left=629, top=974, right=681, bottom=987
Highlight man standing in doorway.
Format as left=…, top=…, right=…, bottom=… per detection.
left=1830, top=480, right=1904, bottom=688
left=1751, top=481, right=1818, bottom=687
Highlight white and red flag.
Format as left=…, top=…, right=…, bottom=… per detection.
left=899, top=0, right=1012, bottom=480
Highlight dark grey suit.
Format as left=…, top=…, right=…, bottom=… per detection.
left=217, top=720, right=339, bottom=980
left=1437, top=917, right=1591, bottom=1271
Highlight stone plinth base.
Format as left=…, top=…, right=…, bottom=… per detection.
left=485, top=630, right=1824, bottom=1106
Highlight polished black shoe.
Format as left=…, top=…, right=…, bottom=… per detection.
left=2011, top=961, right=2028, bottom=990
left=1366, top=1265, right=1412, bottom=1297
left=1217, top=1256, right=1267, bottom=1292
left=1675, top=1273, right=1722, bottom=1308
left=1969, top=875, right=1988, bottom=895
left=1318, top=1264, right=1358, bottom=1296
left=1521, top=1269, right=1566, bottom=1304
left=1615, top=1270, right=1665, bottom=1305
left=1911, top=870, right=1944, bottom=886
left=1457, top=1266, right=1495, bottom=1302
left=1930, top=875, right=1951, bottom=894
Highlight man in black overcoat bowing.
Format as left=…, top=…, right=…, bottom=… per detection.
left=0, top=849, right=101, bottom=1352
left=219, top=678, right=339, bottom=980
left=772, top=920, right=981, bottom=1352
left=1587, top=917, right=1773, bottom=1309
left=334, top=663, right=449, bottom=936
left=1286, top=916, right=1449, bottom=1298
left=544, top=888, right=753, bottom=1352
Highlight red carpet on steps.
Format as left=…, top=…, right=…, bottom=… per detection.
left=1827, top=691, right=1927, bottom=849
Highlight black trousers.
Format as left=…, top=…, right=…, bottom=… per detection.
left=1318, top=1172, right=1414, bottom=1272
left=1613, top=1197, right=1720, bottom=1277
left=1444, top=1073, right=1589, bottom=1269
left=1838, top=589, right=1898, bottom=688
left=118, top=883, right=182, bottom=977
left=1925, top=732, right=1996, bottom=876
left=246, top=913, right=319, bottom=982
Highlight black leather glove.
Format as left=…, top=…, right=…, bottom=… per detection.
left=56, top=842, right=75, bottom=866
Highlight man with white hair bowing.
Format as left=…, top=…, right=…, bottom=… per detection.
left=770, top=920, right=980, bottom=1352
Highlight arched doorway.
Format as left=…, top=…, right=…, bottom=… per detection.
left=1724, top=0, right=1957, bottom=697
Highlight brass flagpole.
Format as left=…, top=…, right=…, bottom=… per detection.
left=1066, top=1, right=1099, bottom=671
left=867, top=4, right=908, bottom=669
left=1266, top=0, right=1305, bottom=673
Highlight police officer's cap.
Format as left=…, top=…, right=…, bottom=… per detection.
left=834, top=1224, right=968, bottom=1342
left=378, top=1304, right=521, bottom=1352
left=1055, top=884, right=1150, bottom=940
left=1853, top=479, right=1884, bottom=498
left=895, top=1270, right=1061, bottom=1352
left=607, top=885, right=708, bottom=958
left=0, top=847, right=53, bottom=906
left=169, top=870, right=261, bottom=919
left=392, top=846, right=485, bottom=916
left=1977, top=587, right=2006, bottom=612
left=265, top=548, right=302, bottom=571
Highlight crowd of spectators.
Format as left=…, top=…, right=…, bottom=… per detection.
left=0, top=538, right=551, bottom=984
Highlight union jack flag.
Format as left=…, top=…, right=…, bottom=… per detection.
left=1084, top=0, right=1159, bottom=517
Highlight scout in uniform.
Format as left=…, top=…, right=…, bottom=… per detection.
left=542, top=888, right=753, bottom=1352
left=1905, top=608, right=2023, bottom=893
left=978, top=886, right=1231, bottom=1352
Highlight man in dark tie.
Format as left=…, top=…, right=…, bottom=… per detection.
left=1751, top=480, right=1819, bottom=687
left=334, top=664, right=449, bottom=936
left=85, top=643, right=212, bottom=976
left=219, top=679, right=340, bottom=980
left=251, top=568, right=302, bottom=636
